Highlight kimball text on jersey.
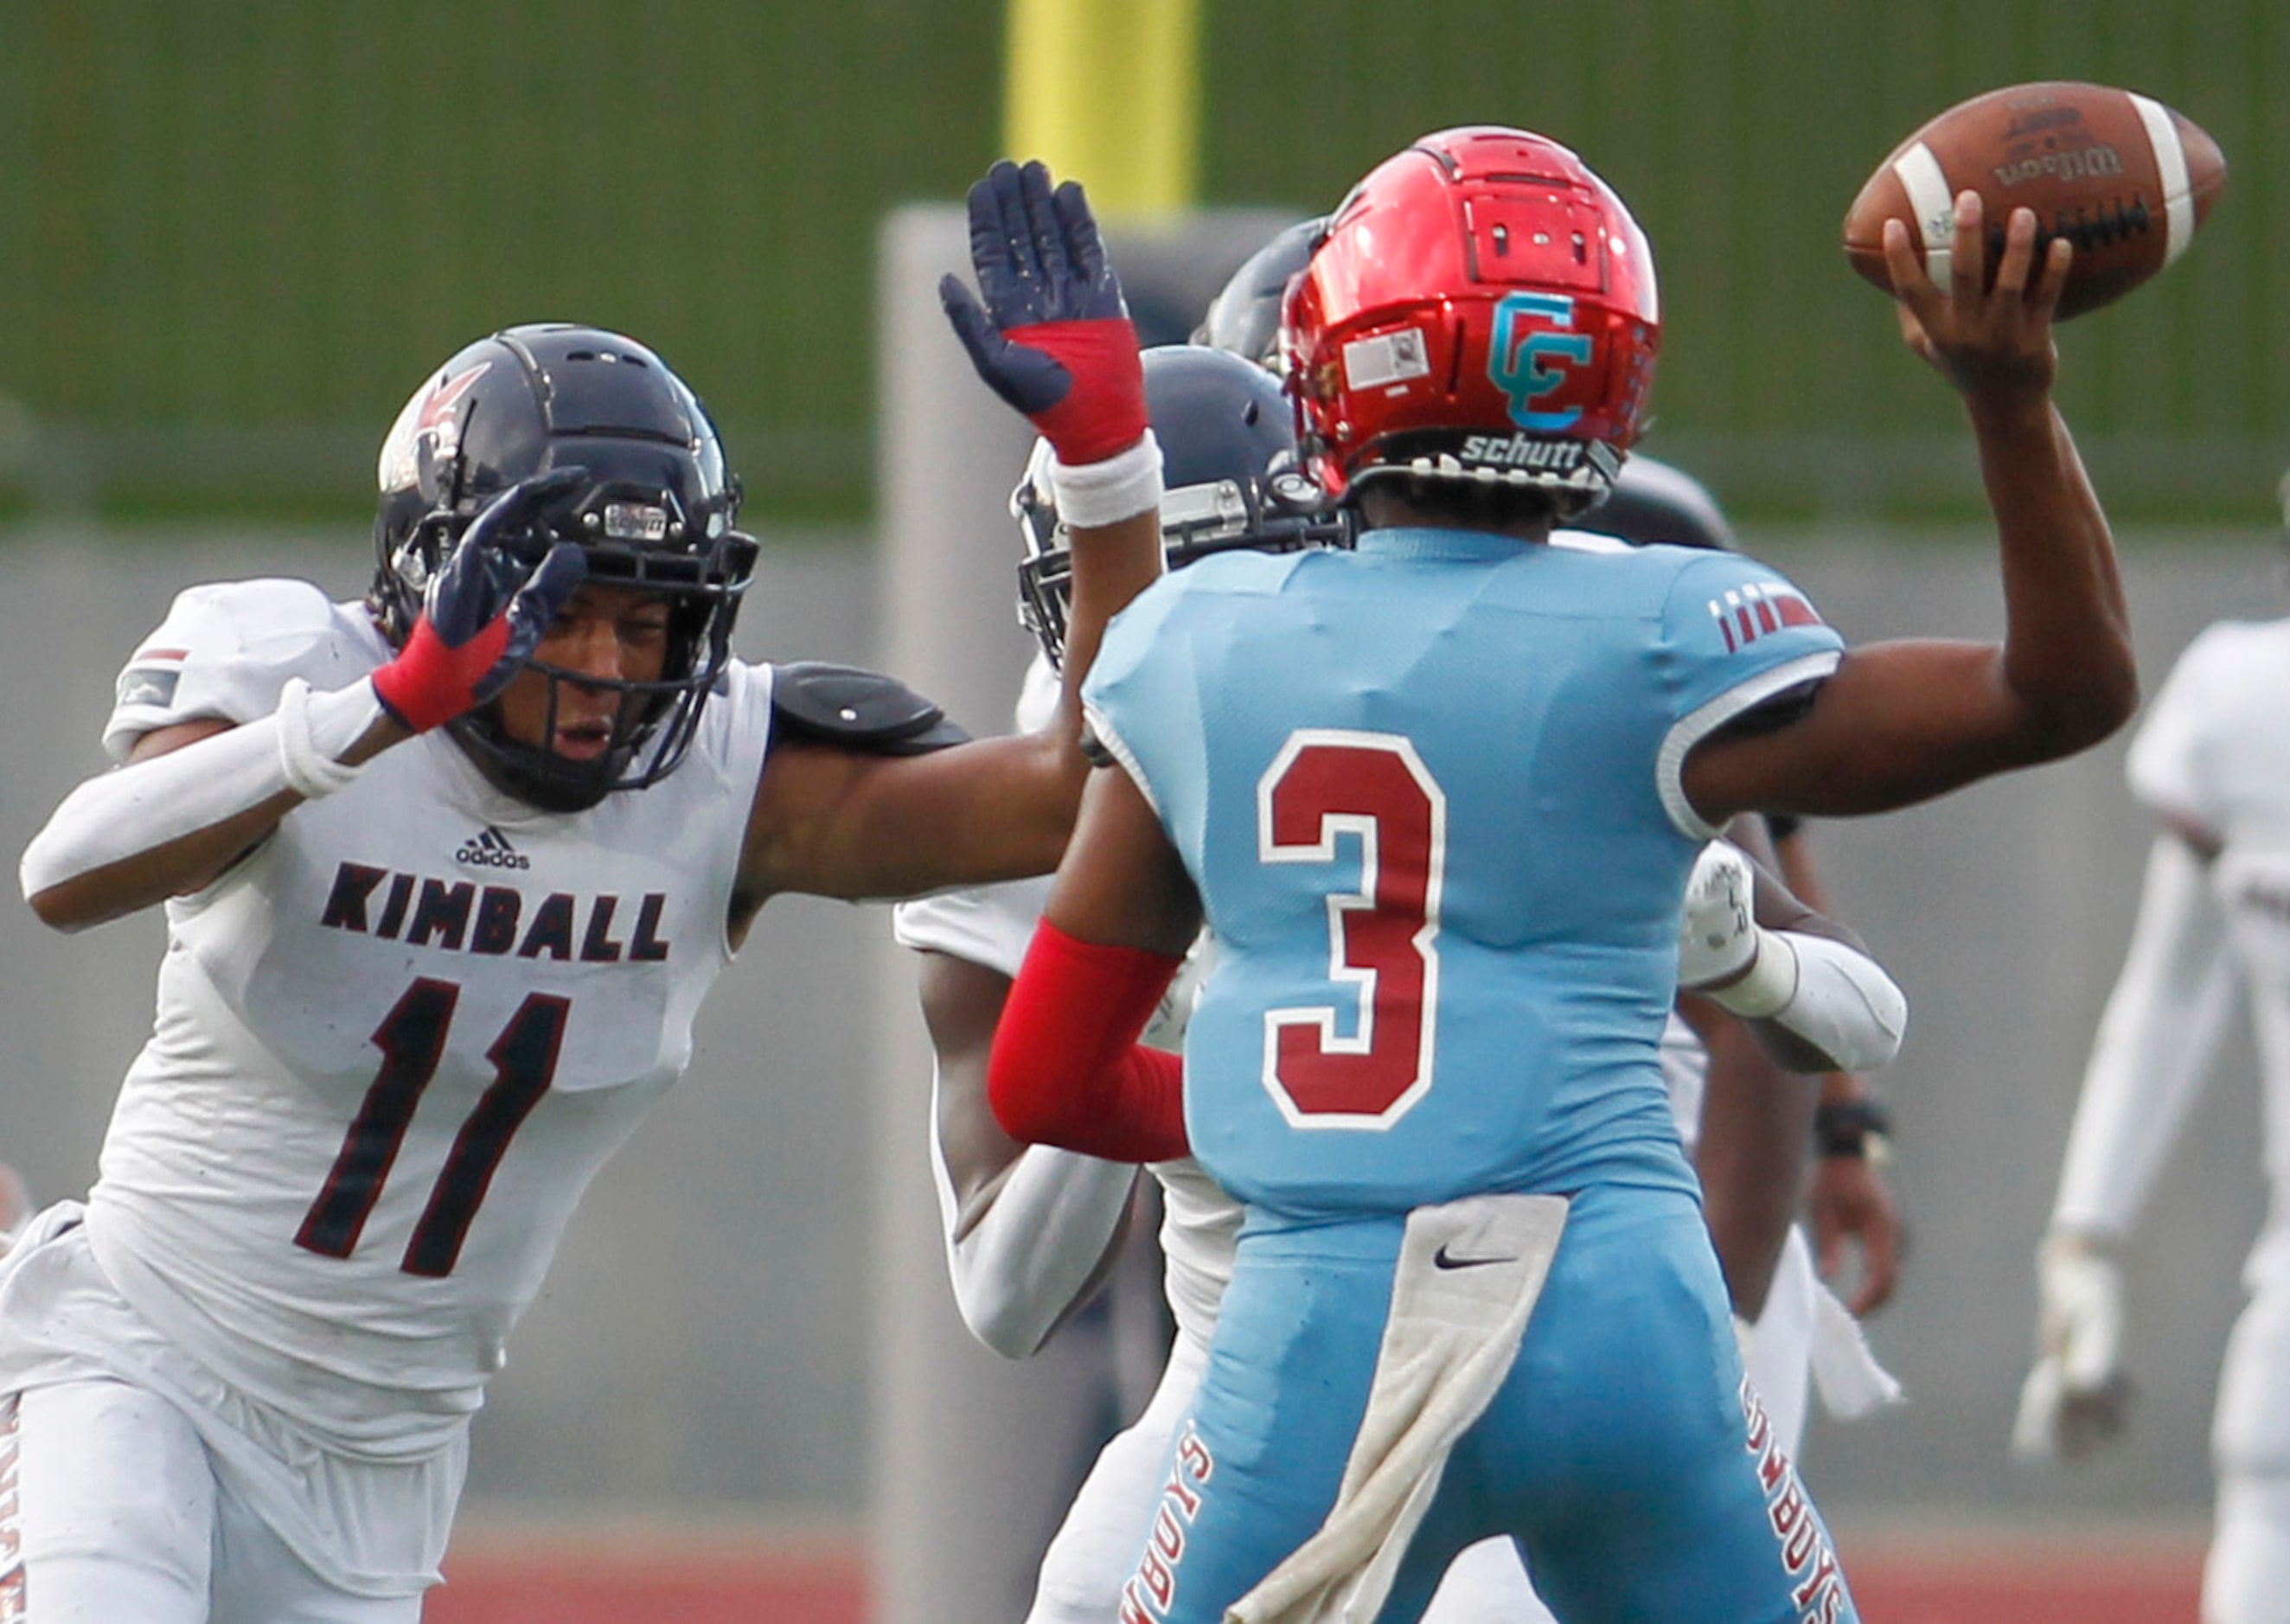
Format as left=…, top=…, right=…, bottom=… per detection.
left=319, top=861, right=672, bottom=962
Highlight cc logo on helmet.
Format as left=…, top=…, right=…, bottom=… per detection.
left=1488, top=293, right=1592, bottom=432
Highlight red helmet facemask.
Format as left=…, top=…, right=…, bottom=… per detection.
left=1284, top=126, right=1660, bottom=512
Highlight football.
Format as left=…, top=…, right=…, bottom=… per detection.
left=1843, top=80, right=2225, bottom=320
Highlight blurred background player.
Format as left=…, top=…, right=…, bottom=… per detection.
left=0, top=162, right=1163, bottom=1624
left=987, top=125, right=2133, bottom=1622
left=2016, top=468, right=2290, bottom=1624
left=0, top=1166, right=29, bottom=1253
left=899, top=342, right=1907, bottom=1624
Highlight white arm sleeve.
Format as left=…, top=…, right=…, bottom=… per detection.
left=2050, top=834, right=2238, bottom=1238
left=928, top=1062, right=1141, bottom=1359
left=20, top=677, right=383, bottom=904
left=1703, top=926, right=1909, bottom=1073
left=900, top=866, right=1143, bottom=1359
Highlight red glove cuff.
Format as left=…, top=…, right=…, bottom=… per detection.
left=1009, top=316, right=1148, bottom=466
left=371, top=615, right=514, bottom=733
left=989, top=918, right=1189, bottom=1163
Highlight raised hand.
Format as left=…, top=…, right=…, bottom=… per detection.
left=1884, top=189, right=2074, bottom=406
left=939, top=159, right=1147, bottom=466
left=373, top=468, right=589, bottom=733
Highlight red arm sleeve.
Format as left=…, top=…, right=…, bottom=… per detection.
left=988, top=918, right=1190, bottom=1163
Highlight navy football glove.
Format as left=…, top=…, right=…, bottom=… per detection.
left=373, top=468, right=589, bottom=732
left=939, top=159, right=1147, bottom=466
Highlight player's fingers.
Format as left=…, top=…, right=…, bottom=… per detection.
left=1990, top=206, right=2039, bottom=301
left=1891, top=288, right=1936, bottom=363
left=965, top=172, right=1021, bottom=316
left=1021, top=161, right=1073, bottom=305
left=1053, top=179, right=1119, bottom=315
left=1815, top=1219, right=1845, bottom=1282
left=1947, top=189, right=1985, bottom=307
left=1852, top=1216, right=1900, bottom=1315
left=2026, top=235, right=2074, bottom=325
left=1882, top=218, right=1946, bottom=348
left=994, top=159, right=1047, bottom=298
left=1879, top=216, right=1933, bottom=303
left=476, top=464, right=586, bottom=538
left=940, top=274, right=1001, bottom=361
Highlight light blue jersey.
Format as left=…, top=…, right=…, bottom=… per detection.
left=1084, top=527, right=1842, bottom=1224
left=1083, top=526, right=1861, bottom=1624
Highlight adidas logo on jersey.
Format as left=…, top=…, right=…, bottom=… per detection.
left=457, top=826, right=531, bottom=871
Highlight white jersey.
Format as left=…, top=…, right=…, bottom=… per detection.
left=46, top=579, right=773, bottom=1456
left=2136, top=621, right=2290, bottom=1217
left=2054, top=617, right=2290, bottom=1240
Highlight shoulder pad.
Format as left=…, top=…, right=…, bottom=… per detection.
left=771, top=662, right=970, bottom=755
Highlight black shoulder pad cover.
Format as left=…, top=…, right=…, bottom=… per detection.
left=770, top=661, right=971, bottom=755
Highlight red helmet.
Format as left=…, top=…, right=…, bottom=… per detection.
left=1284, top=126, right=1660, bottom=510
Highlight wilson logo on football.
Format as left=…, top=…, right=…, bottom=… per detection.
left=1709, top=583, right=1823, bottom=653
left=456, top=826, right=530, bottom=871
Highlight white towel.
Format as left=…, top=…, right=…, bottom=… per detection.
left=1226, top=1193, right=1570, bottom=1624
left=1808, top=1281, right=1904, bottom=1421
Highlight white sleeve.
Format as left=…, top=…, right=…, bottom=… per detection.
left=892, top=876, right=1052, bottom=981
left=899, top=849, right=1141, bottom=1359
left=930, top=1094, right=1142, bottom=1359
left=2124, top=623, right=2248, bottom=834
left=2050, top=834, right=2239, bottom=1237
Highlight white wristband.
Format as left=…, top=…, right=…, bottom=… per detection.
left=1048, top=431, right=1165, bottom=530
left=277, top=678, right=381, bottom=800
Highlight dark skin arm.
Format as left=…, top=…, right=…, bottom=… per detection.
left=1772, top=823, right=1903, bottom=1316
left=1682, top=198, right=2135, bottom=828
left=1039, top=762, right=1203, bottom=956
left=1680, top=990, right=1811, bottom=1321
left=729, top=507, right=1162, bottom=940
left=1687, top=815, right=1820, bottom=1320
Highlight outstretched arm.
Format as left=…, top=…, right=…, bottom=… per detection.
left=1684, top=195, right=2136, bottom=826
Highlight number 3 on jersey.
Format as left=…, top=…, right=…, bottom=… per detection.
left=1258, top=730, right=1445, bottom=1127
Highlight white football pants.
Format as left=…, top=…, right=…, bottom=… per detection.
left=2204, top=1246, right=2290, bottom=1624
left=2, top=1380, right=419, bottom=1624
